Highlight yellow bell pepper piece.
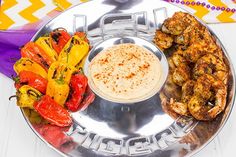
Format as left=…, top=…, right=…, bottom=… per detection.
left=16, top=85, right=42, bottom=109
left=48, top=61, right=75, bottom=84
left=22, top=108, right=47, bottom=124
left=76, top=54, right=88, bottom=70
left=35, top=37, right=58, bottom=61
left=14, top=58, right=48, bottom=79
left=58, top=35, right=89, bottom=66
left=46, top=79, right=70, bottom=107
left=46, top=61, right=75, bottom=106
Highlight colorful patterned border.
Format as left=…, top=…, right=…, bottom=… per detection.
left=164, top=0, right=236, bottom=13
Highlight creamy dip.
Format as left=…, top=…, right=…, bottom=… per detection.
left=88, top=43, right=162, bottom=103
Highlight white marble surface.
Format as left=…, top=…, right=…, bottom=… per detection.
left=0, top=23, right=235, bottom=157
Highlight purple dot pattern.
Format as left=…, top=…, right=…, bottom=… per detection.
left=165, top=0, right=236, bottom=13
left=216, top=7, right=221, bottom=11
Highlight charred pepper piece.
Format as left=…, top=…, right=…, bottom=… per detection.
left=75, top=54, right=88, bottom=70
left=14, top=71, right=47, bottom=94
left=34, top=95, right=72, bottom=127
left=74, top=32, right=89, bottom=43
left=65, top=73, right=88, bottom=112
left=58, top=34, right=89, bottom=67
left=16, top=85, right=42, bottom=109
left=23, top=108, right=47, bottom=124
left=78, top=86, right=95, bottom=111
left=21, top=42, right=55, bottom=71
left=50, top=28, right=71, bottom=54
left=46, top=79, right=70, bottom=107
left=35, top=37, right=58, bottom=61
left=47, top=61, right=75, bottom=84
left=14, top=58, right=48, bottom=79
left=46, top=62, right=75, bottom=106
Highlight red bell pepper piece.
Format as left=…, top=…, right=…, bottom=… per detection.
left=74, top=32, right=89, bottom=43
left=50, top=28, right=71, bottom=54
left=21, top=42, right=54, bottom=70
left=14, top=71, right=47, bottom=94
left=34, top=95, right=72, bottom=127
left=65, top=73, right=88, bottom=112
left=78, top=86, right=95, bottom=111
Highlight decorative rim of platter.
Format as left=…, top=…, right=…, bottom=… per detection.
left=19, top=0, right=236, bottom=157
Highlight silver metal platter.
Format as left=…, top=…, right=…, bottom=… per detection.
left=22, top=0, right=235, bottom=157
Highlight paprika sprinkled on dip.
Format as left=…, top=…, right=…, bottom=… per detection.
left=88, top=43, right=163, bottom=103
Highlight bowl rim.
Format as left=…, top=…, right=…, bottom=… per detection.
left=85, top=36, right=169, bottom=104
